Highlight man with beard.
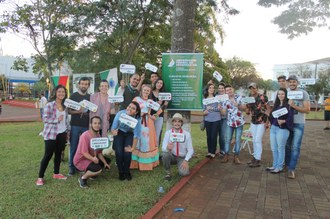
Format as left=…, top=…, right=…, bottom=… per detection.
left=68, top=77, right=91, bottom=176
left=119, top=73, right=142, bottom=111
left=285, top=75, right=310, bottom=179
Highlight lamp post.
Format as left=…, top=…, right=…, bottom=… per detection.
left=46, top=78, right=51, bottom=99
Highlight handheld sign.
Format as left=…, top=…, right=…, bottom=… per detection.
left=108, top=96, right=124, bottom=103
left=147, top=99, right=161, bottom=111
left=300, top=78, right=316, bottom=85
left=213, top=71, right=223, bottom=82
left=216, top=94, right=229, bottom=102
left=158, top=92, right=172, bottom=101
left=203, top=97, right=219, bottom=105
left=119, top=113, right=138, bottom=129
left=90, top=138, right=109, bottom=150
left=288, top=91, right=303, bottom=100
left=120, top=64, right=136, bottom=74
left=272, top=107, right=288, bottom=118
left=80, top=100, right=98, bottom=112
left=145, top=63, right=158, bottom=73
left=241, top=97, right=256, bottom=104
left=64, top=99, right=81, bottom=111
left=170, top=132, right=185, bottom=143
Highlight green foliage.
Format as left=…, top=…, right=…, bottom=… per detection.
left=32, top=80, right=48, bottom=94
left=0, top=122, right=207, bottom=218
left=258, top=0, right=330, bottom=39
left=11, top=55, right=29, bottom=72
left=13, top=83, right=31, bottom=94
left=307, top=70, right=330, bottom=102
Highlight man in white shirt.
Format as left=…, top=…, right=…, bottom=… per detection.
left=162, top=113, right=194, bottom=181
left=39, top=94, right=48, bottom=120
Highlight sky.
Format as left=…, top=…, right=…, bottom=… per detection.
left=216, top=0, right=330, bottom=79
left=1, top=0, right=330, bottom=80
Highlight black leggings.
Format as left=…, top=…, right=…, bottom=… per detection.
left=38, top=132, right=67, bottom=178
left=113, top=130, right=133, bottom=174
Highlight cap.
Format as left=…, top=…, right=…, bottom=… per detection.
left=277, top=75, right=286, bottom=80
left=248, top=82, right=257, bottom=89
left=172, top=113, right=183, bottom=122
left=287, top=75, right=298, bottom=81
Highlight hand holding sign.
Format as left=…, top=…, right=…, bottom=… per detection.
left=108, top=96, right=124, bottom=103
left=170, top=132, right=185, bottom=143
left=145, top=63, right=158, bottom=73
left=288, top=91, right=303, bottom=100
left=158, top=92, right=172, bottom=101
left=80, top=100, right=98, bottom=112
left=272, top=107, right=288, bottom=118
left=120, top=64, right=136, bottom=74
left=241, top=97, right=256, bottom=104
left=90, top=137, right=110, bottom=150
left=216, top=94, right=229, bottom=102
left=203, top=97, right=219, bottom=105
left=64, top=99, right=81, bottom=111
left=213, top=71, right=223, bottom=82
left=147, top=99, right=161, bottom=111
left=119, top=113, right=138, bottom=129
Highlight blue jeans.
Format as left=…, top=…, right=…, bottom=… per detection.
left=69, top=125, right=89, bottom=171
left=218, top=118, right=227, bottom=152
left=285, top=123, right=305, bottom=171
left=270, top=125, right=289, bottom=170
left=224, top=125, right=243, bottom=155
left=205, top=120, right=220, bottom=154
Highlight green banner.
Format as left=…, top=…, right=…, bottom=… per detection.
left=162, top=53, right=203, bottom=110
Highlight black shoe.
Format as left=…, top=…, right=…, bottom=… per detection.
left=68, top=169, right=75, bottom=176
left=249, top=160, right=261, bottom=168
left=119, top=173, right=125, bottom=181
left=125, top=172, right=132, bottom=181
left=164, top=174, right=171, bottom=181
left=324, top=127, right=330, bottom=130
left=247, top=157, right=256, bottom=165
left=78, top=177, right=88, bottom=188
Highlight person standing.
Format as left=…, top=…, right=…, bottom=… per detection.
left=68, top=77, right=91, bottom=176
left=203, top=83, right=221, bottom=159
left=111, top=101, right=141, bottom=180
left=36, top=85, right=70, bottom=186
left=221, top=85, right=246, bottom=164
left=39, top=93, right=48, bottom=120
left=322, top=94, right=330, bottom=130
left=246, top=82, right=270, bottom=168
left=285, top=75, right=310, bottom=179
left=216, top=82, right=227, bottom=156
left=162, top=113, right=194, bottom=181
left=74, top=116, right=111, bottom=188
left=151, top=78, right=168, bottom=147
left=270, top=75, right=288, bottom=106
left=90, top=80, right=112, bottom=137
left=119, top=73, right=141, bottom=111
left=131, top=84, right=161, bottom=170
left=268, top=88, right=294, bottom=173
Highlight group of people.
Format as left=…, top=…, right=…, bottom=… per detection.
left=36, top=73, right=194, bottom=188
left=203, top=75, right=310, bottom=179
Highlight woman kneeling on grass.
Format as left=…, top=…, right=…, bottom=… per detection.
left=36, top=85, right=70, bottom=186
left=111, top=101, right=141, bottom=181
left=74, top=116, right=111, bottom=188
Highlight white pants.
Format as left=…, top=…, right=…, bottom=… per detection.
left=154, top=116, right=164, bottom=147
left=250, top=123, right=266, bottom=160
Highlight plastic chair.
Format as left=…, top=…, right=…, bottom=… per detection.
left=240, top=128, right=253, bottom=155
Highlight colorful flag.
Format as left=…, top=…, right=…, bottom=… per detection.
left=99, top=68, right=118, bottom=96
left=51, top=76, right=70, bottom=97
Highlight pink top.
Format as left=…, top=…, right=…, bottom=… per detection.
left=90, top=92, right=112, bottom=137
left=73, top=130, right=101, bottom=171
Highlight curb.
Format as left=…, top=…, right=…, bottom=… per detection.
left=141, top=157, right=210, bottom=219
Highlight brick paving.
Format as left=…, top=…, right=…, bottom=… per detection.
left=155, top=121, right=330, bottom=218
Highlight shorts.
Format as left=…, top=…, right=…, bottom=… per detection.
left=86, top=162, right=103, bottom=172
left=325, top=110, right=330, bottom=121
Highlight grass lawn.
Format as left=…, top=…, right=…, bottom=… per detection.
left=0, top=122, right=207, bottom=218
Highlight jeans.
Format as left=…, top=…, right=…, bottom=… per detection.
left=205, top=120, right=221, bottom=154
left=250, top=123, right=266, bottom=160
left=40, top=108, right=44, bottom=120
left=270, top=125, right=289, bottom=170
left=224, top=125, right=243, bottom=155
left=218, top=119, right=227, bottom=152
left=162, top=152, right=189, bottom=176
left=38, top=132, right=67, bottom=178
left=113, top=130, right=133, bottom=174
left=285, top=123, right=305, bottom=171
left=69, top=125, right=89, bottom=172
left=154, top=116, right=164, bottom=147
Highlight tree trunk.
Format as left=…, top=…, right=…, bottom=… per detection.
left=171, top=0, right=196, bottom=53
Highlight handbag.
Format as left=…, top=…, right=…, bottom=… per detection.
left=200, top=116, right=205, bottom=131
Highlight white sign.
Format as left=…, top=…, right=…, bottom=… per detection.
left=170, top=132, right=185, bottom=143
left=241, top=97, right=256, bottom=104
left=145, top=63, right=158, bottom=73
left=288, top=91, right=303, bottom=100
left=64, top=99, right=81, bottom=111
left=147, top=99, right=161, bottom=111
left=216, top=94, right=229, bottom=102
left=108, top=96, right=124, bottom=103
left=213, top=71, right=223, bottom=82
left=120, top=64, right=136, bottom=74
left=119, top=113, right=138, bottom=129
left=300, top=78, right=316, bottom=85
left=203, top=97, right=219, bottom=105
left=272, top=107, right=288, bottom=118
left=80, top=100, right=98, bottom=112
left=158, top=92, right=172, bottom=101
left=90, top=137, right=109, bottom=150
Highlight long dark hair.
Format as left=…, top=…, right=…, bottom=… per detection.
left=50, top=85, right=68, bottom=109
left=273, top=88, right=289, bottom=109
left=130, top=101, right=141, bottom=119
left=203, top=83, right=215, bottom=98
left=152, top=78, right=165, bottom=92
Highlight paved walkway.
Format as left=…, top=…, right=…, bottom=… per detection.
left=155, top=121, right=330, bottom=218
left=0, top=104, right=40, bottom=122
